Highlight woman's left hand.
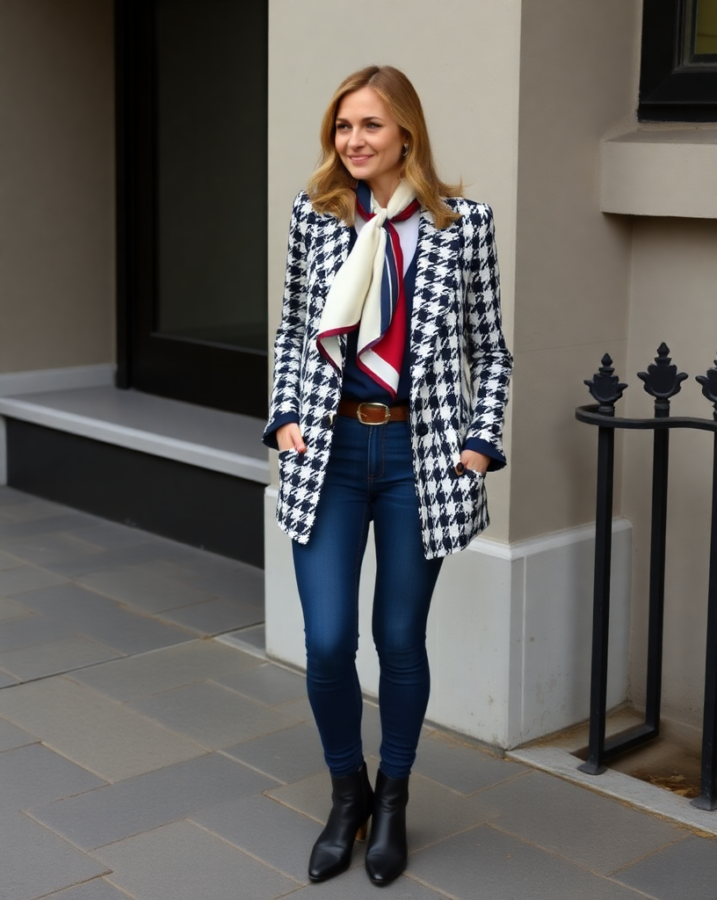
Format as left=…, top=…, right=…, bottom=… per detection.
left=457, top=450, right=490, bottom=475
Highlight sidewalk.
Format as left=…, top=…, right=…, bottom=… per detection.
left=0, top=485, right=715, bottom=900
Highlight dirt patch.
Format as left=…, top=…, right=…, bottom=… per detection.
left=630, top=768, right=701, bottom=799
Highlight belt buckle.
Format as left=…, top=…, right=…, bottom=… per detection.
left=356, top=402, right=391, bottom=425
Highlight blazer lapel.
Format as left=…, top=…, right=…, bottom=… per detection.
left=314, top=216, right=352, bottom=294
left=410, top=210, right=461, bottom=390
left=309, top=215, right=352, bottom=370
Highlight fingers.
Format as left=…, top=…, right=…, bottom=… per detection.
left=458, top=449, right=489, bottom=475
left=277, top=423, right=306, bottom=453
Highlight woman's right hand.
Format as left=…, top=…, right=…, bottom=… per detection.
left=276, top=422, right=306, bottom=454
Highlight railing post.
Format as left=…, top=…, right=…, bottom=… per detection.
left=693, top=358, right=717, bottom=810
left=638, top=344, right=688, bottom=734
left=578, top=355, right=626, bottom=775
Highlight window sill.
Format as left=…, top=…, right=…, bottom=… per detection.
left=600, top=125, right=717, bottom=218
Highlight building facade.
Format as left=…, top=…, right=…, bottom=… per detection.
left=1, top=0, right=716, bottom=750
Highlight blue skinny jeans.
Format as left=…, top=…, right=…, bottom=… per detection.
left=292, top=414, right=443, bottom=779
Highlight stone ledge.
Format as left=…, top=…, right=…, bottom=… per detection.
left=601, top=126, right=717, bottom=218
left=0, top=386, right=269, bottom=485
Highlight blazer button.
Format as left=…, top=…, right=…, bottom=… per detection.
left=454, top=462, right=465, bottom=475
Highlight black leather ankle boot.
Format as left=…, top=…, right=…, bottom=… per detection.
left=365, top=769, right=409, bottom=886
left=308, top=762, right=374, bottom=883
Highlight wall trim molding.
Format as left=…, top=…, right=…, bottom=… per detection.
left=470, top=518, right=632, bottom=561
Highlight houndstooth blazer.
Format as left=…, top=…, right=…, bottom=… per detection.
left=264, top=191, right=512, bottom=559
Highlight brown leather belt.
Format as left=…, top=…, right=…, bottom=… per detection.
left=337, top=400, right=410, bottom=425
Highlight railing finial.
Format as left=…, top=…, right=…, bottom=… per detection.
left=637, top=344, right=688, bottom=417
left=696, top=353, right=717, bottom=422
left=584, top=353, right=628, bottom=416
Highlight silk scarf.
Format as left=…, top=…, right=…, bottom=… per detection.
left=317, top=180, right=421, bottom=397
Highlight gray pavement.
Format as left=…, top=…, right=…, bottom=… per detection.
left=0, top=484, right=715, bottom=899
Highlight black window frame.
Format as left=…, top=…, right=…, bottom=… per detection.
left=114, top=0, right=269, bottom=419
left=639, top=0, right=717, bottom=121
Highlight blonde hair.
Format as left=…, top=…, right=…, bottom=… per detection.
left=307, top=65, right=461, bottom=229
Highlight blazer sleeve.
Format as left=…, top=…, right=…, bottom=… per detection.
left=462, top=204, right=513, bottom=469
left=263, top=193, right=310, bottom=449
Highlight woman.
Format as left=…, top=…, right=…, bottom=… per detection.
left=264, top=65, right=512, bottom=886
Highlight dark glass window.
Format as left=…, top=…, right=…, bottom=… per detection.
left=639, top=0, right=717, bottom=121
left=116, top=0, right=268, bottom=417
left=683, top=0, right=717, bottom=62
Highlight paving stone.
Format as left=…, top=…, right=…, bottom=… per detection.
left=45, top=880, right=130, bottom=899
left=613, top=834, right=717, bottom=899
left=409, top=824, right=648, bottom=900
left=144, top=546, right=246, bottom=579
left=0, top=597, right=32, bottom=622
left=0, top=635, right=124, bottom=681
left=70, top=520, right=157, bottom=551
left=0, top=743, right=104, bottom=809
left=482, top=768, right=686, bottom=874
left=14, top=583, right=193, bottom=654
left=0, top=670, right=18, bottom=688
left=77, top=565, right=213, bottom=614
left=0, top=551, right=23, bottom=570
left=287, top=866, right=447, bottom=898
left=226, top=623, right=266, bottom=653
left=0, top=498, right=70, bottom=522
left=414, top=730, right=528, bottom=795
left=0, top=487, right=33, bottom=507
left=0, top=810, right=108, bottom=900
left=0, top=611, right=78, bottom=653
left=0, top=511, right=100, bottom=542
left=33, top=752, right=277, bottom=850
left=272, top=694, right=315, bottom=723
left=157, top=596, right=263, bottom=635
left=129, top=681, right=301, bottom=749
left=0, top=677, right=206, bottom=781
left=212, top=662, right=307, bottom=706
left=159, top=563, right=263, bottom=606
left=0, top=718, right=35, bottom=752
left=193, top=791, right=330, bottom=883
left=405, top=771, right=501, bottom=851
left=222, top=721, right=324, bottom=783
left=0, top=532, right=105, bottom=570
left=70, top=639, right=261, bottom=701
left=0, top=569, right=74, bottom=605
left=94, top=820, right=298, bottom=900
left=39, top=540, right=195, bottom=578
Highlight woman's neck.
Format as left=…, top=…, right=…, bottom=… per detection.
left=366, top=173, right=402, bottom=208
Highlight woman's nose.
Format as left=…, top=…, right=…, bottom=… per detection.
left=348, top=128, right=365, bottom=148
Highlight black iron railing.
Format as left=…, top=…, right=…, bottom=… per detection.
left=576, top=344, right=717, bottom=811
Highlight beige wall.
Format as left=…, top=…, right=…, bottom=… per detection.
left=624, top=218, right=717, bottom=728
left=0, top=0, right=115, bottom=374
left=509, top=0, right=642, bottom=541
left=268, top=0, right=522, bottom=542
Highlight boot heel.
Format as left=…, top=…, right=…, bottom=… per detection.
left=355, top=818, right=370, bottom=842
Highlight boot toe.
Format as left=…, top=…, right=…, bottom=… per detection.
left=366, top=857, right=406, bottom=886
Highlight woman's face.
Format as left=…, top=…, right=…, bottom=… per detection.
left=334, top=86, right=405, bottom=200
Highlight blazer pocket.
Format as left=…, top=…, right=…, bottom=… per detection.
left=278, top=447, right=302, bottom=482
